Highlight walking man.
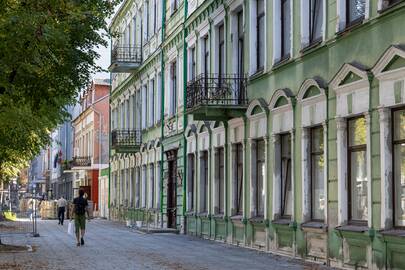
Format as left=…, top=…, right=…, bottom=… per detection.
left=72, top=189, right=90, bottom=246
left=57, top=196, right=67, bottom=225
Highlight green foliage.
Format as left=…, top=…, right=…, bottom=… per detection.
left=0, top=0, right=119, bottom=182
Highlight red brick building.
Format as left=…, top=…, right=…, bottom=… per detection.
left=72, top=79, right=110, bottom=211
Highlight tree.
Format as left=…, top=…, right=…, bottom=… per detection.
left=0, top=0, right=119, bottom=182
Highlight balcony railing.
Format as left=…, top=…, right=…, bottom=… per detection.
left=186, top=73, right=248, bottom=111
left=111, top=129, right=142, bottom=150
left=109, top=45, right=142, bottom=72
left=72, top=156, right=91, bottom=167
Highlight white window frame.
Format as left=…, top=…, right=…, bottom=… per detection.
left=273, top=0, right=293, bottom=64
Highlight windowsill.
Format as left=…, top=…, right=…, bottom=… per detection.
left=148, top=208, right=159, bottom=213
left=185, top=210, right=195, bottom=217
left=197, top=212, right=209, bottom=218
left=212, top=214, right=225, bottom=219
left=272, top=218, right=292, bottom=226
left=249, top=216, right=265, bottom=224
left=272, top=55, right=292, bottom=71
left=249, top=68, right=264, bottom=81
left=300, top=39, right=323, bottom=54
left=378, top=1, right=405, bottom=14
left=301, top=221, right=328, bottom=232
left=379, top=229, right=405, bottom=237
left=337, top=18, right=365, bottom=36
left=230, top=215, right=243, bottom=221
left=335, top=224, right=369, bottom=233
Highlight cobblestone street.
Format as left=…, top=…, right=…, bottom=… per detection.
left=0, top=219, right=333, bottom=270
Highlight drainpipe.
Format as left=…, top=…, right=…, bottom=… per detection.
left=108, top=37, right=112, bottom=220
left=325, top=83, right=330, bottom=267
left=291, top=97, right=297, bottom=257
left=182, top=0, right=189, bottom=221
left=160, top=0, right=166, bottom=228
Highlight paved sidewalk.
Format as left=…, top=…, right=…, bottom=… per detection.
left=0, top=220, right=333, bottom=270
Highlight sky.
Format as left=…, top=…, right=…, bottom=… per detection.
left=93, top=40, right=111, bottom=80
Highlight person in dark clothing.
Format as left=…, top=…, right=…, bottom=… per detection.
left=57, top=196, right=67, bottom=225
left=71, top=189, right=90, bottom=246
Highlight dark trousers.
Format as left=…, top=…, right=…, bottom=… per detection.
left=58, top=207, right=65, bottom=225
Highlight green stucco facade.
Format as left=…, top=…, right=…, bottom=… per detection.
left=109, top=0, right=405, bottom=268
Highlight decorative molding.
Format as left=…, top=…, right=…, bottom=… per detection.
left=372, top=45, right=405, bottom=79
left=297, top=78, right=327, bottom=102
left=268, top=88, right=294, bottom=111
left=330, top=63, right=369, bottom=92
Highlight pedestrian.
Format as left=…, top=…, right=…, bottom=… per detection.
left=71, top=189, right=90, bottom=247
left=57, top=196, right=67, bottom=225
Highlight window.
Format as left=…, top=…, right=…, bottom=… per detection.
left=141, top=85, right=147, bottom=129
left=149, top=79, right=155, bottom=127
left=150, top=164, right=155, bottom=208
left=237, top=10, right=244, bottom=77
left=190, top=47, right=196, bottom=80
left=203, top=36, right=210, bottom=76
left=142, top=165, right=147, bottom=207
left=234, top=143, right=243, bottom=215
left=156, top=73, right=162, bottom=123
left=153, top=0, right=157, bottom=34
left=382, top=0, right=403, bottom=9
left=218, top=24, right=225, bottom=78
left=187, top=154, right=195, bottom=211
left=281, top=134, right=292, bottom=218
left=393, top=108, right=405, bottom=227
left=170, top=62, right=177, bottom=116
left=171, top=0, right=178, bottom=14
left=131, top=168, right=136, bottom=207
left=346, top=0, right=365, bottom=26
left=254, top=140, right=265, bottom=217
left=281, top=0, right=291, bottom=60
left=135, top=167, right=140, bottom=207
left=126, top=99, right=130, bottom=128
left=200, top=151, right=209, bottom=213
left=308, top=0, right=323, bottom=45
left=256, top=0, right=265, bottom=70
left=348, top=117, right=368, bottom=223
left=310, top=126, right=324, bottom=221
left=215, top=147, right=225, bottom=214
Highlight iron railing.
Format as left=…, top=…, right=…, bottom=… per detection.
left=72, top=156, right=91, bottom=167
left=111, top=129, right=142, bottom=148
left=186, top=73, right=248, bottom=110
left=111, top=45, right=142, bottom=64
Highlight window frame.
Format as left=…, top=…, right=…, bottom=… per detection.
left=254, top=139, right=265, bottom=217
left=170, top=61, right=177, bottom=116
left=201, top=150, right=209, bottom=213
left=280, top=0, right=291, bottom=61
left=392, top=106, right=405, bottom=228
left=310, top=125, right=324, bottom=222
left=345, top=0, right=366, bottom=28
left=218, top=23, right=225, bottom=80
left=237, top=10, right=244, bottom=77
left=235, top=143, right=243, bottom=215
left=308, top=0, right=323, bottom=46
left=150, top=164, right=155, bottom=208
left=215, top=147, right=225, bottom=215
left=187, top=153, right=195, bottom=211
left=347, top=115, right=368, bottom=225
left=256, top=0, right=265, bottom=71
left=280, top=133, right=292, bottom=219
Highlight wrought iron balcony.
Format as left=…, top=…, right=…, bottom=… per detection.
left=109, top=45, right=142, bottom=73
left=186, top=74, right=248, bottom=120
left=111, top=129, right=142, bottom=153
left=72, top=156, right=91, bottom=167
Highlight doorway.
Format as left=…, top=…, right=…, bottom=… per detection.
left=166, top=150, right=177, bottom=229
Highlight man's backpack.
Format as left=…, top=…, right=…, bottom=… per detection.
left=75, top=199, right=87, bottom=215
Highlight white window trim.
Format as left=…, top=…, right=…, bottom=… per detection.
left=373, top=46, right=405, bottom=229
left=273, top=0, right=293, bottom=64
left=336, top=0, right=370, bottom=32
left=249, top=0, right=267, bottom=74
left=300, top=0, right=326, bottom=48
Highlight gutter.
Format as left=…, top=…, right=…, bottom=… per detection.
left=182, top=0, right=188, bottom=218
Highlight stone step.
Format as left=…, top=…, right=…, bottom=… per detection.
left=137, top=227, right=179, bottom=234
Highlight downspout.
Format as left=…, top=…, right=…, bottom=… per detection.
left=182, top=0, right=189, bottom=220
left=291, top=98, right=297, bottom=258
left=325, top=84, right=330, bottom=267
left=160, top=0, right=166, bottom=228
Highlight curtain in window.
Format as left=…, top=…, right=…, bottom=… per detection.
left=281, top=134, right=292, bottom=217
left=281, top=0, right=291, bottom=57
left=256, top=140, right=265, bottom=217
left=348, top=0, right=365, bottom=24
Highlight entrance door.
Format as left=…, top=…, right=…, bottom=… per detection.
left=166, top=150, right=177, bottom=229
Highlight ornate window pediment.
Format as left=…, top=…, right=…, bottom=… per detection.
left=373, top=45, right=405, bottom=108
left=330, top=63, right=369, bottom=117
left=269, top=89, right=294, bottom=134
left=298, top=78, right=327, bottom=127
